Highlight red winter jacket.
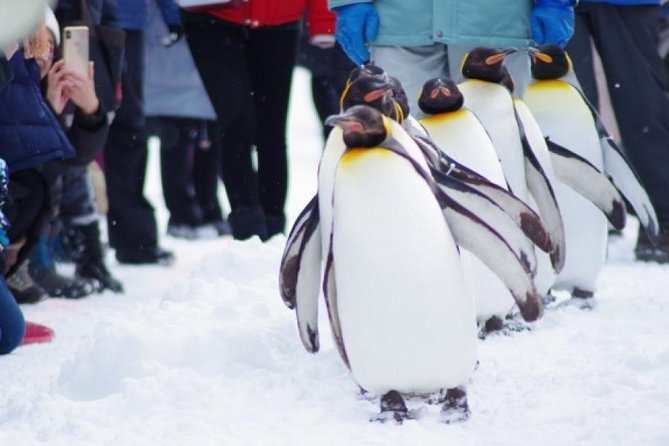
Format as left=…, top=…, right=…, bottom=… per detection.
left=194, top=0, right=334, bottom=38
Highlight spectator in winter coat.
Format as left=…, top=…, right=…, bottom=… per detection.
left=0, top=47, right=26, bottom=354
left=328, top=0, right=577, bottom=111
left=28, top=7, right=123, bottom=298
left=565, top=0, right=669, bottom=263
left=144, top=0, right=230, bottom=239
left=104, top=0, right=182, bottom=265
left=0, top=26, right=77, bottom=303
left=182, top=0, right=335, bottom=241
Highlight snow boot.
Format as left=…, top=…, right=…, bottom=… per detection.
left=29, top=235, right=94, bottom=299
left=63, top=222, right=123, bottom=293
left=6, top=260, right=48, bottom=304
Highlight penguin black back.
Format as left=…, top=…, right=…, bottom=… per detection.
left=529, top=45, right=571, bottom=80
left=418, top=77, right=464, bottom=115
left=325, top=105, right=388, bottom=148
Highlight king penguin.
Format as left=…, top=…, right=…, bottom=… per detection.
left=458, top=47, right=567, bottom=289
left=417, top=78, right=534, bottom=332
left=322, top=105, right=478, bottom=422
left=523, top=45, right=659, bottom=303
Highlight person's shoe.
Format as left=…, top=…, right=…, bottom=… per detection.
left=77, top=262, right=124, bottom=293
left=30, top=266, right=95, bottom=299
left=207, top=219, right=232, bottom=236
left=228, top=206, right=268, bottom=241
left=6, top=261, right=48, bottom=304
left=62, top=222, right=123, bottom=292
left=634, top=226, right=669, bottom=263
left=116, top=246, right=175, bottom=266
left=167, top=224, right=201, bottom=240
left=265, top=213, right=286, bottom=239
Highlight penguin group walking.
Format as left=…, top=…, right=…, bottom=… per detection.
left=279, top=46, right=659, bottom=424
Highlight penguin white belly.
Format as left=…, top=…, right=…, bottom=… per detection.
left=420, top=111, right=514, bottom=322
left=459, top=80, right=528, bottom=201
left=332, top=148, right=477, bottom=395
left=525, top=81, right=607, bottom=292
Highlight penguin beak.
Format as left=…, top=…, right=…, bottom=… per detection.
left=485, top=47, right=517, bottom=65
left=528, top=46, right=553, bottom=63
left=325, top=113, right=364, bottom=133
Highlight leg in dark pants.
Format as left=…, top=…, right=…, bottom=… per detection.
left=247, top=27, right=298, bottom=235
left=104, top=31, right=169, bottom=263
left=0, top=277, right=25, bottom=354
left=157, top=117, right=202, bottom=227
left=185, top=15, right=298, bottom=239
left=4, top=169, right=50, bottom=276
left=193, top=120, right=224, bottom=225
left=567, top=4, right=669, bottom=259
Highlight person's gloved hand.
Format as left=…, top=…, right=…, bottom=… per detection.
left=531, top=0, right=575, bottom=48
left=0, top=227, right=9, bottom=251
left=333, top=3, right=379, bottom=65
left=162, top=24, right=184, bottom=47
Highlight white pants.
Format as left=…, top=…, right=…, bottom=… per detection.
left=371, top=44, right=531, bottom=117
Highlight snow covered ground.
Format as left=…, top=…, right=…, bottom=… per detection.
left=2, top=69, right=668, bottom=446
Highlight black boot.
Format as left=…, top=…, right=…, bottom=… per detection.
left=63, top=222, right=124, bottom=293
left=29, top=235, right=95, bottom=299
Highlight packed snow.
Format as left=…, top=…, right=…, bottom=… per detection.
left=1, top=69, right=668, bottom=445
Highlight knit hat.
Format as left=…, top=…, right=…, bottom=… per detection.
left=44, top=5, right=60, bottom=45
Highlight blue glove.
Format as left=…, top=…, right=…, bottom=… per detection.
left=0, top=227, right=9, bottom=250
left=531, top=0, right=575, bottom=48
left=334, top=3, right=380, bottom=66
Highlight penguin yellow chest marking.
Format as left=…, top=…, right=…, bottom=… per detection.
left=420, top=109, right=469, bottom=126
left=339, top=147, right=392, bottom=166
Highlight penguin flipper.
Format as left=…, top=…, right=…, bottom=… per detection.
left=579, top=88, right=659, bottom=243
left=546, top=138, right=626, bottom=230
left=413, top=135, right=553, bottom=253
left=437, top=189, right=543, bottom=322
left=323, top=245, right=350, bottom=368
left=521, top=133, right=566, bottom=273
left=279, top=195, right=322, bottom=353
left=375, top=139, right=543, bottom=320
left=432, top=168, right=539, bottom=275
left=601, top=136, right=659, bottom=244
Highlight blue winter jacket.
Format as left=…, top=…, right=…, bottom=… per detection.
left=116, top=0, right=181, bottom=31
left=328, top=0, right=577, bottom=48
left=582, top=1, right=658, bottom=4
left=0, top=52, right=75, bottom=173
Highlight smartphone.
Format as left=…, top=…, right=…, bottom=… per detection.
left=62, top=26, right=89, bottom=77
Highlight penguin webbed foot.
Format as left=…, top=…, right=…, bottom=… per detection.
left=560, top=288, right=597, bottom=311
left=439, top=387, right=471, bottom=424
left=372, top=390, right=415, bottom=424
left=478, top=314, right=533, bottom=339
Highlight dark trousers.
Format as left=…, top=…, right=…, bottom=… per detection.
left=104, top=30, right=158, bottom=251
left=4, top=169, right=50, bottom=275
left=566, top=4, right=669, bottom=226
left=148, top=117, right=223, bottom=226
left=184, top=15, right=298, bottom=235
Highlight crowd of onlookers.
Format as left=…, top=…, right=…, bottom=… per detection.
left=0, top=0, right=340, bottom=353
